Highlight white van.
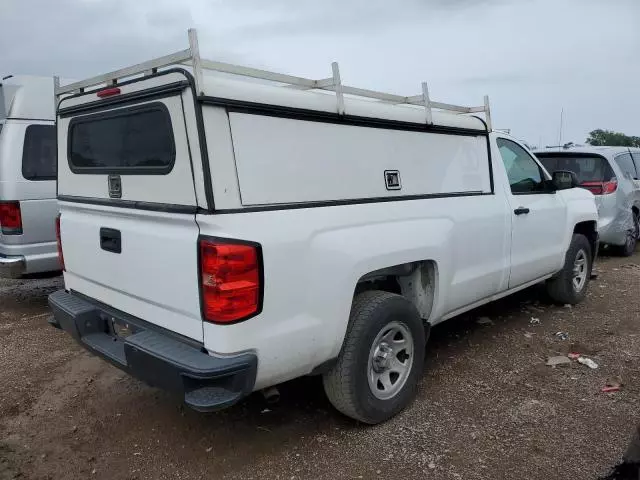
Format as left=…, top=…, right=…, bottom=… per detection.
left=49, top=30, right=598, bottom=424
left=0, top=75, right=60, bottom=277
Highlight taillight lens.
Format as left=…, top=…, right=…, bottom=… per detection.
left=602, top=180, right=618, bottom=194
left=199, top=239, right=262, bottom=324
left=0, top=201, right=22, bottom=235
left=580, top=179, right=617, bottom=195
left=55, top=214, right=65, bottom=271
left=580, top=182, right=602, bottom=195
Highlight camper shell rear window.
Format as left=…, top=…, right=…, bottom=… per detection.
left=67, top=102, right=175, bottom=174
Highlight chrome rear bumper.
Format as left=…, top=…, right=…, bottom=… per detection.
left=0, top=254, right=26, bottom=278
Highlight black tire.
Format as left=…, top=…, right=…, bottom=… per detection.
left=546, top=233, right=592, bottom=304
left=322, top=290, right=425, bottom=424
left=616, top=212, right=639, bottom=257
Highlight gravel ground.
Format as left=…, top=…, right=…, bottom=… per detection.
left=0, top=251, right=638, bottom=480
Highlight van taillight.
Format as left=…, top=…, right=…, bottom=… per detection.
left=55, top=214, right=65, bottom=271
left=581, top=179, right=618, bottom=195
left=199, top=238, right=262, bottom=324
left=0, top=202, right=22, bottom=235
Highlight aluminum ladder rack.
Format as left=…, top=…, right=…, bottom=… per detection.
left=55, top=29, right=492, bottom=131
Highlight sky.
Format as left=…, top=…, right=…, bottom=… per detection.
left=1, top=0, right=639, bottom=147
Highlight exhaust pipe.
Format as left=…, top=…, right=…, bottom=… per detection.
left=261, top=386, right=280, bottom=404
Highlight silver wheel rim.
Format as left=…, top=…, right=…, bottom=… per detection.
left=367, top=321, right=414, bottom=400
left=627, top=217, right=639, bottom=249
left=572, top=249, right=588, bottom=292
left=626, top=214, right=638, bottom=248
left=627, top=233, right=635, bottom=251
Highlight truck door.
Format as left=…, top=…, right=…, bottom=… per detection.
left=495, top=137, right=567, bottom=288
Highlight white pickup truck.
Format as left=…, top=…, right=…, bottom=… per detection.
left=49, top=30, right=598, bottom=424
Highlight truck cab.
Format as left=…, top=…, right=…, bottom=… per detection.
left=0, top=75, right=60, bottom=277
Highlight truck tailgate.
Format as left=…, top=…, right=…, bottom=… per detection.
left=60, top=203, right=202, bottom=340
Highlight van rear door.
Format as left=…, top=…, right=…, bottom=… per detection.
left=57, top=71, right=206, bottom=342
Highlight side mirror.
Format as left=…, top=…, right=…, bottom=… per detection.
left=552, top=170, right=579, bottom=190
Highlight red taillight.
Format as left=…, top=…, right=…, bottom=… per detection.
left=580, top=179, right=617, bottom=195
left=580, top=182, right=602, bottom=195
left=96, top=87, right=121, bottom=98
left=199, top=239, right=262, bottom=324
left=55, top=214, right=65, bottom=271
left=603, top=180, right=618, bottom=194
left=0, top=201, right=22, bottom=235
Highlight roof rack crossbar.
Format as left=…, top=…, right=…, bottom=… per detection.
left=56, top=48, right=192, bottom=96
left=54, top=28, right=492, bottom=130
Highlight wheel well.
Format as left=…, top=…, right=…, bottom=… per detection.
left=355, top=260, right=437, bottom=321
left=573, top=221, right=598, bottom=259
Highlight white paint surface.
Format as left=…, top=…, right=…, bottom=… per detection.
left=229, top=113, right=490, bottom=206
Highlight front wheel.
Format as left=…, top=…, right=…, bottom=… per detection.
left=323, top=291, right=426, bottom=424
left=546, top=233, right=592, bottom=304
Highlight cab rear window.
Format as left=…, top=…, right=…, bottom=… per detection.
left=68, top=102, right=175, bottom=174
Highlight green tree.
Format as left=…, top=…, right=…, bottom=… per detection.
left=586, top=129, right=640, bottom=147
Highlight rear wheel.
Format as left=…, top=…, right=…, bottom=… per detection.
left=546, top=233, right=592, bottom=304
left=618, top=211, right=639, bottom=257
left=323, top=291, right=425, bottom=424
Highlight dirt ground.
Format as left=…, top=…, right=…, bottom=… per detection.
left=1, top=250, right=639, bottom=480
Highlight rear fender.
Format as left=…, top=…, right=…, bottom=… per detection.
left=309, top=217, right=453, bottom=360
left=198, top=212, right=455, bottom=388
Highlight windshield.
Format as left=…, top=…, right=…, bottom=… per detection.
left=535, top=154, right=614, bottom=183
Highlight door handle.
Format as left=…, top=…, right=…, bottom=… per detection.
left=514, top=207, right=530, bottom=215
left=100, top=228, right=121, bottom=254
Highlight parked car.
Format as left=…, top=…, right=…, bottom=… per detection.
left=535, top=146, right=640, bottom=256
left=0, top=75, right=60, bottom=277
left=48, top=30, right=598, bottom=424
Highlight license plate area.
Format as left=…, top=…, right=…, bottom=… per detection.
left=107, top=316, right=140, bottom=340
